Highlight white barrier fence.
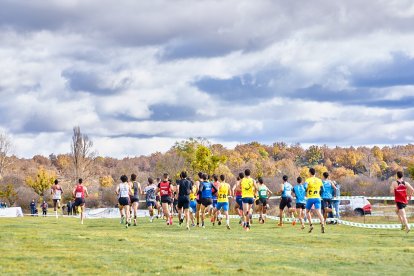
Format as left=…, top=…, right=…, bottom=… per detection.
left=0, top=207, right=24, bottom=217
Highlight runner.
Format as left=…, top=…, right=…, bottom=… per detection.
left=390, top=171, right=414, bottom=233
left=155, top=177, right=163, bottom=219
left=213, top=174, right=231, bottom=229
left=189, top=179, right=197, bottom=227
left=233, top=173, right=244, bottom=225
left=305, top=168, right=326, bottom=233
left=176, top=171, right=193, bottom=230
left=194, top=172, right=203, bottom=227
left=292, top=176, right=307, bottom=229
left=158, top=173, right=173, bottom=225
left=210, top=175, right=220, bottom=223
left=240, top=169, right=257, bottom=231
left=116, top=175, right=133, bottom=228
left=199, top=173, right=218, bottom=228
left=321, top=172, right=337, bottom=223
left=130, top=174, right=142, bottom=226
left=278, top=175, right=295, bottom=227
left=51, top=179, right=63, bottom=218
left=143, top=177, right=158, bottom=222
left=257, top=177, right=272, bottom=224
left=72, top=178, right=89, bottom=225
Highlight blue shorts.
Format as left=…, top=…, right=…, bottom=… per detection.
left=216, top=202, right=229, bottom=211
left=146, top=201, right=156, bottom=208
left=236, top=196, right=243, bottom=209
left=242, top=197, right=254, bottom=205
left=306, top=198, right=321, bottom=210
left=212, top=197, right=218, bottom=208
left=189, top=200, right=197, bottom=213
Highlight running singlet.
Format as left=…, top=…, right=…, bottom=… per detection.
left=281, top=182, right=293, bottom=198
left=305, top=177, right=323, bottom=199
left=119, top=183, right=129, bottom=198
left=75, top=185, right=85, bottom=199
left=158, top=181, right=171, bottom=197
left=321, top=180, right=334, bottom=199
left=212, top=181, right=220, bottom=198
left=52, top=186, right=62, bottom=199
left=132, top=182, right=140, bottom=198
left=293, top=184, right=307, bottom=204
left=217, top=183, right=230, bottom=203
left=190, top=192, right=196, bottom=201
left=395, top=181, right=408, bottom=204
left=258, top=185, right=268, bottom=199
left=144, top=185, right=157, bottom=202
left=241, top=178, right=254, bottom=198
left=201, top=181, right=213, bottom=198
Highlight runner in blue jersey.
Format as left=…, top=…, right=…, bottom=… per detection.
left=199, top=173, right=217, bottom=228
left=321, top=172, right=336, bottom=222
left=278, top=175, right=295, bottom=226
left=292, top=176, right=307, bottom=229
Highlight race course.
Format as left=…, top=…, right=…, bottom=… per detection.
left=0, top=217, right=413, bottom=275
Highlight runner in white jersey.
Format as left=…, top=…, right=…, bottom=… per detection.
left=51, top=179, right=63, bottom=218
left=116, top=175, right=133, bottom=228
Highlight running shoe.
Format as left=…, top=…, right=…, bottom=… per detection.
left=227, top=225, right=231, bottom=230
left=401, top=224, right=406, bottom=231
left=218, top=220, right=222, bottom=226
left=321, top=224, right=325, bottom=234
left=186, top=225, right=190, bottom=230
left=292, top=220, right=296, bottom=226
left=120, top=216, right=125, bottom=224
left=308, top=225, right=314, bottom=233
left=277, top=222, right=283, bottom=227
left=301, top=225, right=305, bottom=230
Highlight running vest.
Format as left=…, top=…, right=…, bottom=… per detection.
left=201, top=181, right=213, bottom=198
left=321, top=180, right=334, bottom=199
left=217, top=182, right=230, bottom=203
left=258, top=185, right=268, bottom=199
left=395, top=180, right=408, bottom=204
left=75, top=185, right=85, bottom=199
left=305, top=176, right=323, bottom=199
left=293, top=184, right=306, bottom=204
left=281, top=182, right=293, bottom=198
left=52, top=185, right=62, bottom=199
left=212, top=181, right=220, bottom=198
left=119, top=183, right=129, bottom=198
left=132, top=182, right=140, bottom=198
left=241, top=178, right=254, bottom=198
left=159, top=181, right=171, bottom=197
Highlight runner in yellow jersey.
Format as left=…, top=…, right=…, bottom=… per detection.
left=239, top=169, right=258, bottom=231
left=305, top=168, right=326, bottom=233
left=189, top=180, right=197, bottom=227
left=213, top=175, right=232, bottom=229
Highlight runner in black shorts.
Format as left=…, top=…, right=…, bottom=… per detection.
left=194, top=172, right=203, bottom=226
left=130, top=174, right=141, bottom=226
left=176, top=171, right=193, bottom=229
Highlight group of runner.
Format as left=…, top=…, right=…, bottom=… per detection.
left=50, top=168, right=413, bottom=233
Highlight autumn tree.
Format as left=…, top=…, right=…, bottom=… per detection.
left=25, top=167, right=56, bottom=199
left=0, top=184, right=18, bottom=206
left=305, top=145, right=323, bottom=166
left=71, top=126, right=96, bottom=180
left=0, top=132, right=13, bottom=179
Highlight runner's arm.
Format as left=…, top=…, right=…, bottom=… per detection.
left=406, top=182, right=414, bottom=198
left=85, top=187, right=89, bottom=197
left=390, top=181, right=396, bottom=195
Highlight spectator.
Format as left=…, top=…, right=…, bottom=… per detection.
left=67, top=201, right=73, bottom=215
left=41, top=201, right=48, bottom=217
left=30, top=199, right=36, bottom=216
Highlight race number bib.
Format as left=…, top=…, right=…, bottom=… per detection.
left=75, top=192, right=82, bottom=198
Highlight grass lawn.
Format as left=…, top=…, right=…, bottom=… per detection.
left=0, top=216, right=413, bottom=275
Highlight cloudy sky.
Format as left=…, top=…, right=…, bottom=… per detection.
left=1, top=0, right=414, bottom=158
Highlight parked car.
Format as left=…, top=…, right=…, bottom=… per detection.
left=339, top=198, right=372, bottom=216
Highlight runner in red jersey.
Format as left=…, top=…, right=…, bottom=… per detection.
left=157, top=173, right=174, bottom=225
left=390, top=171, right=414, bottom=233
left=72, top=178, right=89, bottom=225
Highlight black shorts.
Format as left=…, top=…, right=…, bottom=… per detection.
left=296, top=203, right=306, bottom=209
left=322, top=199, right=332, bottom=209
left=74, top=198, right=85, bottom=207
left=279, top=197, right=292, bottom=209
left=258, top=198, right=267, bottom=206
left=156, top=195, right=160, bottom=202
left=118, top=197, right=130, bottom=206
left=177, top=195, right=190, bottom=209
left=161, top=195, right=173, bottom=204
left=173, top=198, right=178, bottom=206
left=130, top=197, right=139, bottom=204
left=397, top=202, right=407, bottom=209
left=201, top=198, right=213, bottom=207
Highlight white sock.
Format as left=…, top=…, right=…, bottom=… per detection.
left=226, top=218, right=229, bottom=225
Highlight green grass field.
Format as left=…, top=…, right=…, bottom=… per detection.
left=1, top=216, right=413, bottom=275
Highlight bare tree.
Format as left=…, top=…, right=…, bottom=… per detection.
left=0, top=132, right=13, bottom=179
left=71, top=126, right=96, bottom=180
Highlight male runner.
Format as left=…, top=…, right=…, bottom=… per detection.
left=278, top=175, right=295, bottom=226
left=51, top=179, right=63, bottom=218
left=257, top=177, right=272, bottom=224
left=305, top=168, right=325, bottom=233
left=158, top=173, right=173, bottom=225
left=321, top=172, right=337, bottom=223
left=189, top=179, right=197, bottom=227
left=194, top=172, right=203, bottom=227
left=130, top=174, right=142, bottom=226
left=116, top=175, right=132, bottom=228
left=210, top=175, right=220, bottom=223
left=240, top=169, right=257, bottom=231
left=72, top=178, right=89, bottom=225
left=199, top=173, right=217, bottom=228
left=292, top=176, right=307, bottom=229
left=176, top=171, right=193, bottom=230
left=391, top=171, right=414, bottom=233
left=213, top=174, right=231, bottom=229
left=233, top=173, right=244, bottom=224
left=144, top=177, right=158, bottom=222
left=155, top=177, right=162, bottom=218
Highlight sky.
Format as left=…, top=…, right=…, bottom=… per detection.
left=1, top=0, right=414, bottom=158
